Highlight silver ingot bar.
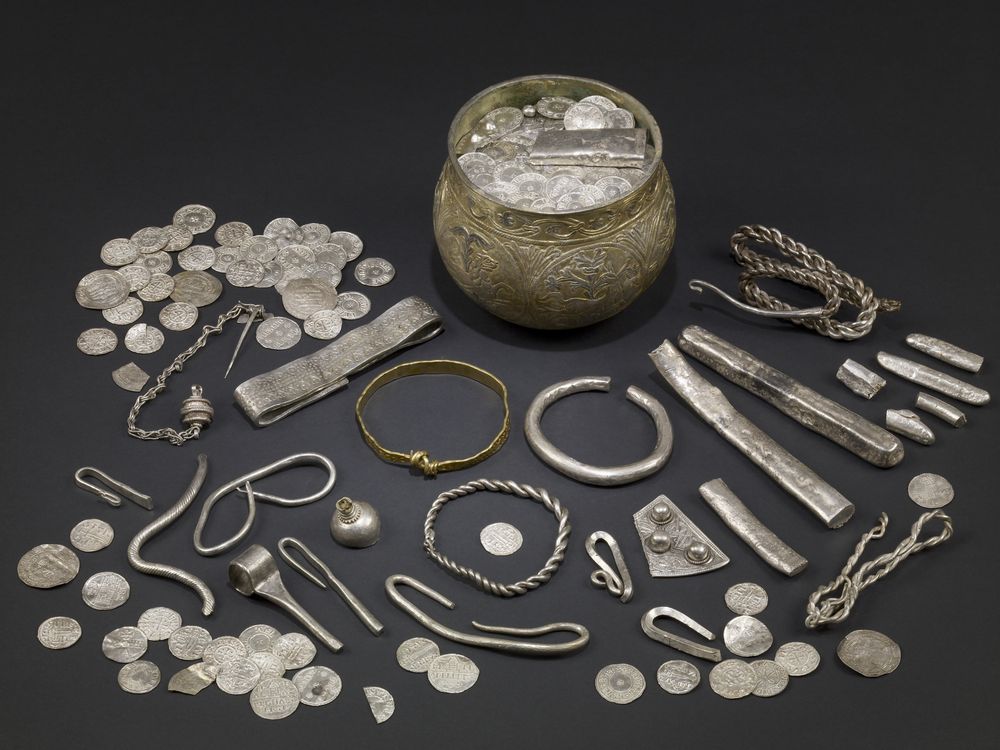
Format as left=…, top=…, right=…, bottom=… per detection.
left=905, top=333, right=984, bottom=373
left=915, top=392, right=967, bottom=427
left=677, top=326, right=903, bottom=468
left=836, top=358, right=886, bottom=400
left=528, top=128, right=647, bottom=168
left=649, top=339, right=854, bottom=528
left=886, top=409, right=935, bottom=445
left=877, top=352, right=990, bottom=406
left=698, top=479, right=809, bottom=577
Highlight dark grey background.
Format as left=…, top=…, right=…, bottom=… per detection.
left=3, top=1, right=998, bottom=747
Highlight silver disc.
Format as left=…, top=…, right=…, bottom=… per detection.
left=172, top=204, right=216, bottom=234
left=124, top=323, right=165, bottom=354
left=76, top=328, right=118, bottom=356
left=118, top=264, right=152, bottom=292
left=216, top=657, right=261, bottom=695
left=138, top=250, right=172, bottom=274
left=299, top=222, right=331, bottom=246
left=264, top=217, right=301, bottom=242
left=750, top=660, right=789, bottom=697
left=137, top=607, right=182, bottom=640
left=168, top=663, right=219, bottom=695
left=81, top=571, right=130, bottom=610
left=354, top=257, right=395, bottom=286
left=178, top=244, right=216, bottom=271
left=723, top=615, right=773, bottom=657
left=102, top=297, right=144, bottom=325
left=273, top=632, right=316, bottom=670
left=595, top=663, right=645, bottom=704
left=724, top=582, right=769, bottom=615
left=75, top=269, right=130, bottom=310
left=563, top=102, right=606, bottom=130
left=241, top=235, right=279, bottom=263
left=118, top=660, right=161, bottom=694
left=240, top=624, right=281, bottom=654
left=656, top=660, right=700, bottom=694
left=159, top=301, right=198, bottom=331
left=303, top=309, right=342, bottom=340
left=256, top=316, right=301, bottom=350
left=907, top=473, right=954, bottom=508
left=281, top=277, right=338, bottom=319
left=135, top=272, right=175, bottom=302
left=328, top=230, right=363, bottom=260
left=168, top=625, right=212, bottom=660
left=333, top=290, right=371, bottom=319
left=250, top=677, right=300, bottom=720
left=170, top=270, right=223, bottom=307
left=131, top=226, right=169, bottom=253
left=313, top=242, right=348, bottom=269
left=580, top=94, right=617, bottom=112
left=211, top=246, right=240, bottom=272
left=708, top=659, right=758, bottom=699
left=293, top=665, right=342, bottom=706
left=101, top=238, right=140, bottom=266
left=396, top=637, right=440, bottom=673
left=604, top=108, right=635, bottom=128
left=427, top=653, right=479, bottom=694
left=112, top=362, right=150, bottom=392
left=69, top=518, right=114, bottom=552
left=364, top=686, right=395, bottom=723
left=162, top=223, right=194, bottom=252
left=215, top=220, right=254, bottom=247
left=535, top=96, right=575, bottom=119
left=37, top=616, right=82, bottom=649
left=479, top=522, right=523, bottom=556
left=837, top=629, right=901, bottom=678
left=18, top=544, right=80, bottom=588
left=250, top=652, right=286, bottom=679
left=774, top=642, right=821, bottom=676
left=226, top=259, right=266, bottom=287
left=102, top=626, right=148, bottom=663
left=202, top=636, right=247, bottom=668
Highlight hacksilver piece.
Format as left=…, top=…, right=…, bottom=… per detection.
left=585, top=531, right=634, bottom=603
left=886, top=409, right=935, bottom=445
left=528, top=128, right=647, bottom=168
left=633, top=495, right=729, bottom=577
left=905, top=333, right=983, bottom=373
left=74, top=467, right=153, bottom=509
left=915, top=392, right=967, bottom=427
left=836, top=358, right=886, bottom=399
left=877, top=352, right=990, bottom=406
left=640, top=607, right=722, bottom=662
left=364, top=686, right=396, bottom=721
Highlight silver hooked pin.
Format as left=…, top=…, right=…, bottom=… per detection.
left=74, top=467, right=153, bottom=510
left=640, top=606, right=722, bottom=662
left=585, top=531, right=633, bottom=603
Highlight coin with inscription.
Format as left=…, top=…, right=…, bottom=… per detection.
left=313, top=242, right=349, bottom=269
left=102, top=626, right=148, bottom=663
left=479, top=522, right=523, bottom=556
left=226, top=258, right=266, bottom=287
left=774, top=642, right=820, bottom=677
left=168, top=662, right=219, bottom=694
left=158, top=301, right=198, bottom=331
left=238, top=234, right=277, bottom=262
left=136, top=272, right=175, bottom=302
left=217, top=657, right=261, bottom=695
left=396, top=637, right=440, bottom=673
left=724, top=582, right=768, bottom=615
left=907, top=473, right=954, bottom=508
left=173, top=204, right=216, bottom=234
left=138, top=250, right=172, bottom=274
left=240, top=624, right=281, bottom=654
left=255, top=260, right=283, bottom=288
left=215, top=221, right=254, bottom=247
left=118, top=660, right=161, bottom=694
left=82, top=571, right=130, bottom=610
left=118, top=263, right=152, bottom=292
left=77, top=328, right=118, bottom=356
left=364, top=686, right=395, bottom=723
left=750, top=660, right=789, bottom=697
left=656, top=660, right=700, bottom=694
left=250, top=651, right=286, bottom=679
left=299, top=222, right=331, bottom=246
left=69, top=518, right=114, bottom=552
left=18, top=544, right=80, bottom=588
left=293, top=665, right=342, bottom=706
left=427, top=653, right=479, bottom=694
left=170, top=270, right=223, bottom=306
left=162, top=223, right=194, bottom=252
left=333, top=290, right=370, bottom=320
left=837, top=629, right=901, bottom=678
left=355, top=257, right=395, bottom=286
left=37, top=616, right=82, bottom=649
left=536, top=96, right=575, bottom=119
left=101, top=238, right=140, bottom=266
left=124, top=323, right=165, bottom=354
left=203, top=636, right=247, bottom=668
left=604, top=108, right=635, bottom=128
left=724, top=615, right=773, bottom=657
left=102, top=297, right=144, bottom=325
left=281, top=278, right=338, bottom=319
left=328, top=231, right=363, bottom=260
left=264, top=217, right=301, bottom=242
left=112, top=362, right=150, bottom=392
left=276, top=243, right=316, bottom=270
left=595, top=175, right=632, bottom=202
left=137, top=607, right=182, bottom=640
left=595, top=663, right=645, bottom=704
left=178, top=244, right=216, bottom=271
left=273, top=632, right=316, bottom=670
left=555, top=186, right=603, bottom=212
left=580, top=94, right=617, bottom=112
left=564, top=102, right=606, bottom=130
left=131, top=226, right=169, bottom=253
left=211, top=246, right=240, bottom=273
left=76, top=269, right=130, bottom=310
left=250, top=677, right=301, bottom=720
left=709, top=659, right=758, bottom=699
left=168, top=625, right=212, bottom=660
left=307, top=260, right=342, bottom=287
left=256, top=316, right=301, bottom=350
left=303, top=309, right=342, bottom=340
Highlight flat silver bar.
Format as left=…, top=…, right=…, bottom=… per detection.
left=905, top=333, right=984, bottom=373
left=915, top=392, right=967, bottom=427
left=528, top=128, right=647, bottom=168
left=877, top=352, right=990, bottom=406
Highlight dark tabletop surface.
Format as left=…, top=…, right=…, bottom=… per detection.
left=3, top=1, right=998, bottom=748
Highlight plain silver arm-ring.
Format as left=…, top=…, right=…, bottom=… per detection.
left=524, top=376, right=673, bottom=486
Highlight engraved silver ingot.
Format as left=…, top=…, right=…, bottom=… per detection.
left=528, top=128, right=647, bottom=168
left=877, top=352, right=990, bottom=406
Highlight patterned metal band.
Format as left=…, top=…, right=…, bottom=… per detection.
left=423, top=479, right=570, bottom=597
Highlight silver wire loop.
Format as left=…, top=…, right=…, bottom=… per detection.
left=640, top=606, right=722, bottom=662
left=74, top=467, right=153, bottom=509
left=585, top=531, right=634, bottom=603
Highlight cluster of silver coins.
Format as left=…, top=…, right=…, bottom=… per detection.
left=457, top=95, right=655, bottom=212
left=395, top=637, right=480, bottom=694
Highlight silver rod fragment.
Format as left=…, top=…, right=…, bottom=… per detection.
left=905, top=333, right=984, bottom=373
left=698, top=479, right=809, bottom=577
left=915, top=392, right=967, bottom=427
left=877, top=352, right=990, bottom=406
left=678, top=326, right=903, bottom=468
left=649, top=339, right=855, bottom=528
left=836, top=359, right=886, bottom=400
left=886, top=409, right=935, bottom=445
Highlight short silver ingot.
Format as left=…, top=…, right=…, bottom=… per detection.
left=135, top=272, right=175, bottom=302
left=837, top=358, right=886, bottom=399
left=364, top=686, right=395, bottom=723
left=355, top=257, right=395, bottom=286
left=479, top=522, right=523, bottom=556
left=168, top=625, right=212, bottom=660
left=256, top=316, right=301, bottom=350
left=239, top=624, right=281, bottom=654
left=886, top=409, right=935, bottom=445
left=216, top=657, right=261, bottom=695
left=172, top=204, right=216, bottom=234
left=18, top=544, right=80, bottom=588
left=170, top=270, right=223, bottom=307
left=112, top=362, right=150, bottom=392
left=77, top=328, right=118, bottom=356
left=137, top=607, right=182, bottom=640
left=709, top=659, right=758, bottom=699
left=595, top=663, right=645, bottom=704
left=37, top=616, right=82, bottom=649
left=427, top=653, right=479, bottom=694
left=750, top=660, right=789, bottom=697
left=656, top=660, right=700, bottom=694
left=915, top=392, right=967, bottom=427
left=303, top=309, right=342, bottom=340
left=159, top=301, right=198, bottom=331
left=273, top=632, right=316, bottom=670
left=877, top=352, right=990, bottom=406
left=250, top=677, right=300, bottom=720
left=723, top=616, right=773, bottom=657
left=69, top=518, right=115, bottom=552
left=202, top=635, right=247, bottom=668
left=837, top=629, right=901, bottom=678
left=118, top=660, right=161, bottom=694
left=102, top=626, right=148, bottom=663
left=124, top=323, right=165, bottom=355
left=293, top=665, right=342, bottom=706
left=82, top=571, right=130, bottom=610
left=905, top=333, right=984, bottom=373
left=396, top=637, right=440, bottom=673
left=333, top=290, right=371, bottom=320
left=774, top=642, right=820, bottom=676
left=102, top=297, right=144, bottom=325
left=907, top=473, right=954, bottom=508
left=724, top=583, right=768, bottom=615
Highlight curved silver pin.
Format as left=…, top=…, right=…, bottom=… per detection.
left=585, top=531, right=633, bottom=603
left=640, top=606, right=722, bottom=662
left=75, top=467, right=153, bottom=509
left=688, top=280, right=830, bottom=319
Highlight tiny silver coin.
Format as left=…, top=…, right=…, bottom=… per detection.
left=535, top=96, right=575, bottom=119
left=479, top=522, right=523, bottom=556
left=250, top=677, right=301, bottom=720
left=81, top=571, right=130, bottom=610
left=112, top=362, right=150, bottom=392
left=750, top=660, right=789, bottom=697
left=118, top=264, right=152, bottom=292
left=135, top=272, right=175, bottom=302
left=396, top=637, right=440, bottom=673
left=709, top=659, right=758, bottom=699
left=256, top=316, right=301, bottom=350
left=303, top=309, right=342, bottom=340
left=299, top=222, right=331, bottom=246
left=158, top=301, right=198, bottom=331
left=240, top=624, right=282, bottom=654
left=293, top=665, right=342, bottom=706
left=427, top=653, right=479, bottom=694
left=69, top=518, right=115, bottom=552
left=241, top=235, right=279, bottom=263
left=774, top=642, right=821, bottom=677
left=250, top=651, right=286, bottom=679
left=328, top=230, right=363, bottom=260
left=580, top=94, right=617, bottom=112
left=162, top=223, right=194, bottom=252
left=281, top=277, right=338, bottom=319
left=595, top=663, right=645, bottom=704
left=168, top=625, right=213, bottom=660
left=907, top=473, right=954, bottom=508
left=264, top=217, right=300, bottom=242
left=138, top=250, right=172, bottom=274
left=173, top=204, right=216, bottom=234
left=215, top=221, right=254, bottom=247
left=101, top=238, right=140, bottom=266
left=603, top=108, right=635, bottom=128
left=137, top=607, right=183, bottom=640
left=118, top=660, right=161, bottom=694
left=76, top=328, right=118, bottom=356
left=216, top=656, right=261, bottom=695
left=333, top=290, right=371, bottom=319
left=656, top=660, right=700, bottom=694
left=124, top=323, right=165, bottom=354
left=202, top=636, right=247, bottom=668
left=18, top=544, right=80, bottom=588
left=354, top=257, right=395, bottom=286
left=364, top=686, right=395, bottom=723
left=226, top=258, right=266, bottom=287
left=170, top=270, right=223, bottom=307
left=37, top=616, right=82, bottom=649
left=178, top=244, right=216, bottom=271
left=131, top=226, right=169, bottom=253
left=102, top=297, right=144, bottom=325
left=75, top=269, right=130, bottom=310
left=724, top=615, right=773, bottom=657
left=563, top=102, right=606, bottom=130
left=724, top=582, right=769, bottom=615
left=102, top=626, right=148, bottom=663
left=313, top=242, right=348, bottom=269
left=273, top=632, right=316, bottom=670
left=837, top=629, right=901, bottom=678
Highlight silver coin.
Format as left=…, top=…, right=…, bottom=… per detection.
left=170, top=270, right=223, bottom=306
left=774, top=642, right=821, bottom=677
left=37, top=616, right=82, bottom=649
left=328, top=231, right=363, bottom=260
left=459, top=151, right=498, bottom=178
left=656, top=660, right=700, bottom=694
left=273, top=266, right=309, bottom=294
left=250, top=651, right=286, bottom=679
left=256, top=316, right=301, bottom=350
left=427, top=653, right=480, bottom=694
left=595, top=663, right=645, bottom=704
left=535, top=96, right=575, bottom=119
left=168, top=662, right=219, bottom=694
left=211, top=246, right=240, bottom=272
left=240, top=624, right=282, bottom=654
left=173, top=204, right=216, bottom=234
left=158, top=302, right=198, bottom=331
left=226, top=259, right=266, bottom=287
left=837, top=629, right=901, bottom=678
left=250, top=677, right=301, bottom=720
left=273, top=632, right=316, bottom=670
left=102, top=626, right=148, bottom=663
left=604, top=108, right=635, bottom=128
left=511, top=171, right=547, bottom=198
left=138, top=250, right=172, bottom=274
left=214, top=220, right=254, bottom=247
left=580, top=94, right=617, bottom=112
left=18, top=544, right=80, bottom=588
left=75, top=269, right=130, bottom=310
left=168, top=625, right=213, bottom=660
left=530, top=198, right=557, bottom=212
left=264, top=217, right=301, bottom=242
left=216, top=657, right=261, bottom=695
left=81, top=571, right=130, bottom=610
left=76, top=327, right=118, bottom=356
left=555, top=185, right=604, bottom=212
left=101, top=238, right=140, bottom=266
left=545, top=174, right=584, bottom=200
left=299, top=222, right=331, bottom=246
left=135, top=272, right=175, bottom=302
left=396, top=637, right=440, bottom=673
left=313, top=242, right=349, bottom=269
left=494, top=156, right=530, bottom=183
left=354, top=257, right=394, bottom=287
left=364, top=686, right=395, bottom=723
left=308, top=260, right=342, bottom=286
left=118, top=264, right=152, bottom=292
left=102, top=297, right=144, bottom=325
left=112, top=362, right=150, bottom=392
left=709, top=659, right=758, bottom=699
left=178, top=244, right=216, bottom=271
left=564, top=102, right=606, bottom=130
left=255, top=260, right=283, bottom=288
left=724, top=615, right=773, bottom=657
left=241, top=235, right=279, bottom=263
left=481, top=106, right=524, bottom=138
left=118, top=660, right=161, bottom=694
left=281, top=277, right=338, bottom=319
left=481, top=140, right=529, bottom=162
left=162, top=223, right=194, bottom=252
left=69, top=518, right=114, bottom=552
left=750, top=660, right=789, bottom=697
left=293, top=666, right=342, bottom=706
left=333, top=291, right=370, bottom=320
left=137, top=607, right=182, bottom=640
left=595, top=175, right=633, bottom=202
left=276, top=243, right=316, bottom=270
left=131, top=226, right=169, bottom=253
left=124, top=323, right=164, bottom=354
left=907, top=473, right=954, bottom=508
left=303, top=309, right=342, bottom=340
left=203, top=636, right=247, bottom=668
left=725, top=582, right=769, bottom=615
left=479, top=522, right=523, bottom=556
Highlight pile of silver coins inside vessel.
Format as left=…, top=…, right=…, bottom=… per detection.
left=457, top=95, right=656, bottom=212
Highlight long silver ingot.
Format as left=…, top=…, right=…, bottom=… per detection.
left=905, top=333, right=984, bottom=373
left=528, top=128, right=647, bottom=168
left=877, top=352, right=990, bottom=406
left=234, top=296, right=444, bottom=426
left=915, top=392, right=967, bottom=427
left=640, top=607, right=722, bottom=662
left=677, top=326, right=903, bottom=468
left=698, top=479, right=809, bottom=577
left=649, top=339, right=855, bottom=528
left=886, top=409, right=935, bottom=445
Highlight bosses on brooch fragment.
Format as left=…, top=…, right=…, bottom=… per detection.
left=633, top=495, right=729, bottom=577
